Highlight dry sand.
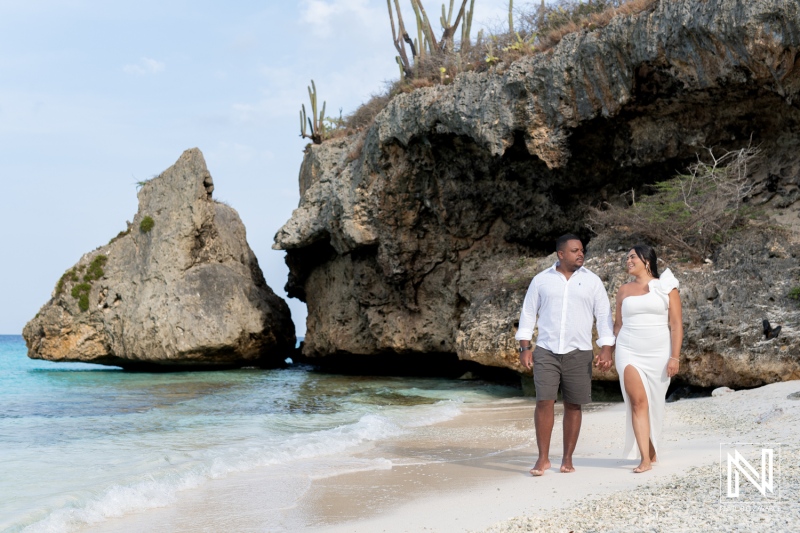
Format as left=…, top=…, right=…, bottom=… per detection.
left=83, top=381, right=800, bottom=533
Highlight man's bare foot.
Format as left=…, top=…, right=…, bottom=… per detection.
left=530, top=458, right=551, bottom=476
left=633, top=462, right=652, bottom=473
left=560, top=461, right=575, bottom=473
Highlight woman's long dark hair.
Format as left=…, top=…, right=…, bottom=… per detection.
left=632, top=244, right=659, bottom=278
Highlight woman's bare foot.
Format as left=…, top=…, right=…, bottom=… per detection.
left=560, top=460, right=575, bottom=473
left=530, top=458, right=551, bottom=476
left=633, top=462, right=652, bottom=473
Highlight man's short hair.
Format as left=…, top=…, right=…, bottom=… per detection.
left=556, top=233, right=582, bottom=252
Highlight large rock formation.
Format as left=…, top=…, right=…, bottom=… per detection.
left=274, top=0, right=800, bottom=387
left=25, top=148, right=295, bottom=369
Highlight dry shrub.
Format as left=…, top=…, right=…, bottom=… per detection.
left=323, top=128, right=351, bottom=141
left=538, top=20, right=581, bottom=52
left=617, top=0, right=659, bottom=16
left=529, top=0, right=659, bottom=53
left=344, top=73, right=438, bottom=132
left=588, top=143, right=762, bottom=261
left=405, top=77, right=437, bottom=90
left=346, top=92, right=393, bottom=131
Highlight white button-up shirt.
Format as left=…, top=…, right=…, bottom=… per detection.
left=515, top=263, right=615, bottom=353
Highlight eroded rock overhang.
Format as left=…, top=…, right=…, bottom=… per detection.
left=274, top=0, right=800, bottom=386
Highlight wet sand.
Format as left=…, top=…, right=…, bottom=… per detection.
left=83, top=381, right=800, bottom=532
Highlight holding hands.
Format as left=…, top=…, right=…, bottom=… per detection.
left=595, top=345, right=614, bottom=371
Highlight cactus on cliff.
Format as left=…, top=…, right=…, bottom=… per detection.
left=300, top=79, right=326, bottom=145
left=460, top=0, right=475, bottom=50
left=387, top=0, right=471, bottom=77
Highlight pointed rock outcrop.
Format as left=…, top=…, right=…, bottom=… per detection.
left=24, top=148, right=295, bottom=369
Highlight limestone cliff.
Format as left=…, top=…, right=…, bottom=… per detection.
left=274, top=0, right=800, bottom=387
left=25, top=149, right=295, bottom=369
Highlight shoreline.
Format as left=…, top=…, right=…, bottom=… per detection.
left=81, top=381, right=800, bottom=533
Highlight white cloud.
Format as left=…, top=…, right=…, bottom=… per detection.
left=300, top=0, right=381, bottom=38
left=123, top=57, right=165, bottom=76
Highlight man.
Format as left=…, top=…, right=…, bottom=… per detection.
left=516, top=234, right=615, bottom=475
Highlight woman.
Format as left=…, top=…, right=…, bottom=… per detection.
left=613, top=244, right=682, bottom=473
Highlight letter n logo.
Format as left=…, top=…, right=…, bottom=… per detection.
left=726, top=448, right=773, bottom=498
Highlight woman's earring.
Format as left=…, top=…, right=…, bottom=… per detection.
left=646, top=263, right=652, bottom=276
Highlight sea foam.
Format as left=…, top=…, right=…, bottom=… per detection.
left=3, top=337, right=517, bottom=533
left=20, top=401, right=462, bottom=533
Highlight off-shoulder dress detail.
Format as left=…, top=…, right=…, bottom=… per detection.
left=614, top=269, right=679, bottom=460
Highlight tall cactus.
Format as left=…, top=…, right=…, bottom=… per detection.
left=438, top=0, right=469, bottom=53
left=440, top=0, right=454, bottom=30
left=385, top=0, right=471, bottom=80
left=299, top=79, right=326, bottom=144
left=396, top=56, right=406, bottom=82
left=412, top=2, right=426, bottom=59
left=411, top=0, right=439, bottom=53
left=461, top=0, right=475, bottom=50
left=387, top=0, right=413, bottom=77
left=539, top=0, right=545, bottom=27
left=509, top=0, right=514, bottom=34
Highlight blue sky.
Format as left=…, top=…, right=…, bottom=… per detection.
left=0, top=0, right=515, bottom=335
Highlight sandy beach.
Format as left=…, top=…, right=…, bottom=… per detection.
left=82, top=380, right=800, bottom=533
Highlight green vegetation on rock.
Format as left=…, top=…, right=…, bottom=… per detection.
left=140, top=216, right=155, bottom=233
left=56, top=269, right=79, bottom=296
left=789, top=286, right=800, bottom=301
left=108, top=228, right=131, bottom=245
left=71, top=283, right=92, bottom=312
left=56, top=254, right=108, bottom=312
left=84, top=255, right=108, bottom=282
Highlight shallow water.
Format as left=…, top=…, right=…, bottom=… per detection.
left=0, top=335, right=521, bottom=532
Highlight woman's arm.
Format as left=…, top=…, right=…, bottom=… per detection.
left=613, top=285, right=626, bottom=337
left=666, top=288, right=683, bottom=377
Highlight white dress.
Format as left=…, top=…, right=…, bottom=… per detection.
left=614, top=269, right=679, bottom=460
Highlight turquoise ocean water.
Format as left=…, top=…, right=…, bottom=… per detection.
left=0, top=335, right=520, bottom=532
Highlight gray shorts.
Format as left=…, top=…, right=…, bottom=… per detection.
left=532, top=346, right=594, bottom=405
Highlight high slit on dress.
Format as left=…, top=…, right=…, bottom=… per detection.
left=614, top=269, right=679, bottom=460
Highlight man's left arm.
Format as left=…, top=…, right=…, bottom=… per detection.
left=593, top=278, right=615, bottom=371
